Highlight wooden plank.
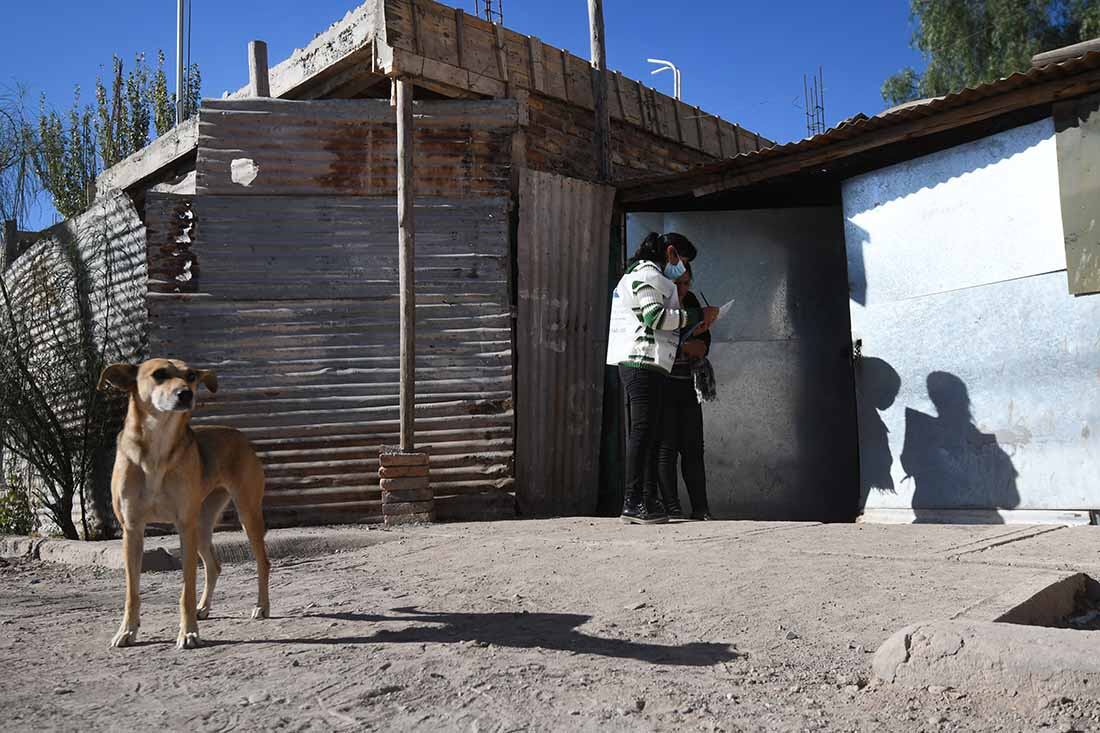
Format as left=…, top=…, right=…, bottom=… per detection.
left=715, top=115, right=726, bottom=157
left=527, top=36, right=545, bottom=92
left=410, top=0, right=424, bottom=55
left=560, top=49, right=571, bottom=102
left=454, top=8, right=465, bottom=68
left=396, top=79, right=416, bottom=451
left=248, top=41, right=271, bottom=97
left=95, top=116, right=199, bottom=196
left=493, top=23, right=510, bottom=95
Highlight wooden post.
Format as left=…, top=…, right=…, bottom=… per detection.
left=396, top=78, right=416, bottom=451
left=588, top=0, right=611, bottom=182
left=2, top=220, right=17, bottom=272
left=248, top=41, right=271, bottom=98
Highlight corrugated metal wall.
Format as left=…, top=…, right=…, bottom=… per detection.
left=0, top=192, right=147, bottom=533
left=846, top=118, right=1100, bottom=521
left=627, top=209, right=859, bottom=522
left=515, top=170, right=615, bottom=515
left=196, top=98, right=517, bottom=197
left=145, top=192, right=514, bottom=526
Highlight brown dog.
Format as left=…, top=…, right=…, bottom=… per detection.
left=98, top=358, right=270, bottom=649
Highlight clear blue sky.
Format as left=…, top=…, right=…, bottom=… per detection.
left=3, top=0, right=923, bottom=228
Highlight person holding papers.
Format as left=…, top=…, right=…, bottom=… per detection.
left=606, top=233, right=720, bottom=525
left=658, top=262, right=713, bottom=521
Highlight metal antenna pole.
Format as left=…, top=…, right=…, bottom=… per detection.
left=176, top=0, right=185, bottom=124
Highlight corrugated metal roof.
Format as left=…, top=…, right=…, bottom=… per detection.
left=619, top=49, right=1100, bottom=198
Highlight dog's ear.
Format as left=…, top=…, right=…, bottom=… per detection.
left=196, top=369, right=218, bottom=394
left=98, top=363, right=138, bottom=392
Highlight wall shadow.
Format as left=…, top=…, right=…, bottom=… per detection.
left=854, top=356, right=901, bottom=514
left=217, top=607, right=738, bottom=667
left=900, top=371, right=1020, bottom=522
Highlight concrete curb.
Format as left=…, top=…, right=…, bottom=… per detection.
left=873, top=619, right=1100, bottom=698
left=0, top=525, right=395, bottom=572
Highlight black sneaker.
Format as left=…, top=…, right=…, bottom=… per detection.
left=690, top=511, right=713, bottom=521
left=666, top=501, right=685, bottom=520
left=622, top=507, right=670, bottom=525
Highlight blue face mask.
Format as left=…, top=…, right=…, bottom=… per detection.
left=663, top=259, right=687, bottom=281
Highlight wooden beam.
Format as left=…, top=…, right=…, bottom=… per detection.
left=494, top=24, right=510, bottom=92
left=454, top=8, right=465, bottom=68
left=528, top=36, right=545, bottom=92
left=1032, top=39, right=1100, bottom=68
left=95, top=116, right=199, bottom=197
left=396, top=78, right=416, bottom=451
left=248, top=40, right=271, bottom=97
left=409, top=0, right=423, bottom=55
left=588, top=0, right=611, bottom=182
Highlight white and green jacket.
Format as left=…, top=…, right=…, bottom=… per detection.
left=606, top=260, right=703, bottom=373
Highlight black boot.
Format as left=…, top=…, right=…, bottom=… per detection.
left=621, top=487, right=668, bottom=525
left=620, top=488, right=644, bottom=524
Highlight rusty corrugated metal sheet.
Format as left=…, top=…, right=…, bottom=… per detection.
left=145, top=192, right=514, bottom=527
left=195, top=98, right=518, bottom=198
left=515, top=170, right=616, bottom=515
left=619, top=49, right=1100, bottom=198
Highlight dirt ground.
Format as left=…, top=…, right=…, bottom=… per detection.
left=2, top=519, right=1099, bottom=732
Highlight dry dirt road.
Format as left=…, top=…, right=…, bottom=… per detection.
left=2, top=519, right=1098, bottom=732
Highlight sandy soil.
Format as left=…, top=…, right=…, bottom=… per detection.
left=1, top=519, right=1098, bottom=732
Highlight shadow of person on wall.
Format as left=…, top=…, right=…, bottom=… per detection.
left=854, top=356, right=901, bottom=514
left=900, top=371, right=1020, bottom=523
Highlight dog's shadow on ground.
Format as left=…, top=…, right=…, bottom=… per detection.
left=214, top=606, right=737, bottom=666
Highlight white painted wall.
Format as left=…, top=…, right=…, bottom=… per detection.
left=844, top=118, right=1100, bottom=516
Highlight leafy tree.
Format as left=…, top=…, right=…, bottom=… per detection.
left=0, top=86, right=40, bottom=224
left=36, top=51, right=201, bottom=220
left=152, top=50, right=175, bottom=137
left=883, top=0, right=1100, bottom=106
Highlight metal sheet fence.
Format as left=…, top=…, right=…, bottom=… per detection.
left=145, top=193, right=514, bottom=526
left=515, top=170, right=615, bottom=515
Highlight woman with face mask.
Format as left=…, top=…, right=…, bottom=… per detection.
left=606, top=233, right=720, bottom=524
left=658, top=261, right=713, bottom=520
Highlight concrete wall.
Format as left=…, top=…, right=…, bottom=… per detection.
left=624, top=209, right=858, bottom=521
left=845, top=118, right=1100, bottom=521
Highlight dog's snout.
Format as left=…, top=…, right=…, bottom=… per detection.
left=177, top=389, right=194, bottom=405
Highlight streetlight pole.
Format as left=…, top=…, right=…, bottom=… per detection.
left=646, top=58, right=681, bottom=100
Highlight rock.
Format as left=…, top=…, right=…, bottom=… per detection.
left=843, top=685, right=861, bottom=696
left=788, top=685, right=802, bottom=694
left=927, top=715, right=946, bottom=725
left=634, top=698, right=646, bottom=712
left=291, top=660, right=300, bottom=667
left=628, top=602, right=648, bottom=611
left=785, top=631, right=799, bottom=641
left=928, top=685, right=950, bottom=695
left=53, top=687, right=73, bottom=695
left=248, top=691, right=270, bottom=705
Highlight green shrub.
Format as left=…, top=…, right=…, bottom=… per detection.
left=0, top=475, right=34, bottom=535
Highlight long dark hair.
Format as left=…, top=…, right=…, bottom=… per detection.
left=630, top=232, right=698, bottom=266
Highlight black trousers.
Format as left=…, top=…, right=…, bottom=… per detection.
left=657, top=377, right=709, bottom=514
left=619, top=365, right=665, bottom=503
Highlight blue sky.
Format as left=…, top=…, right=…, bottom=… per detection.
left=3, top=1, right=923, bottom=227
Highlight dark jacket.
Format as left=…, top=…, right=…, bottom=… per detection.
left=670, top=291, right=712, bottom=380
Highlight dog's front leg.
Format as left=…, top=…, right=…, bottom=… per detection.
left=110, top=525, right=145, bottom=648
left=175, top=522, right=202, bottom=649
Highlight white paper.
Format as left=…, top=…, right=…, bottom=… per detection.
left=717, top=298, right=735, bottom=320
